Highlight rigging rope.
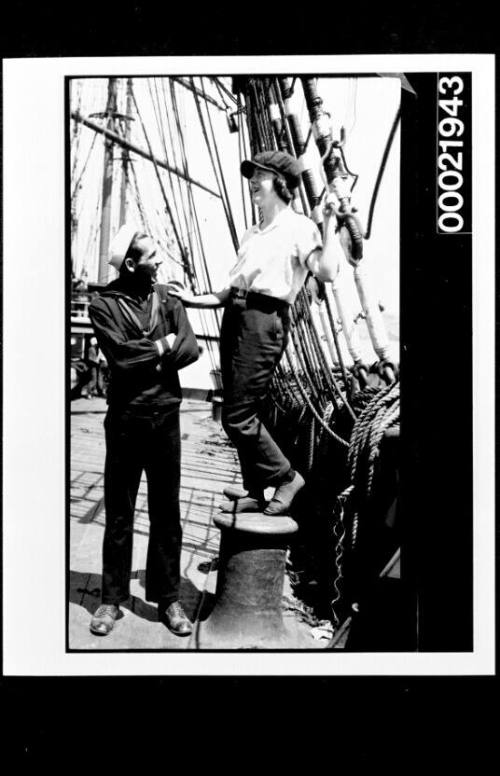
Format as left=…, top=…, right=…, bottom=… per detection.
left=289, top=315, right=325, bottom=408
left=298, top=291, right=337, bottom=396
left=237, top=97, right=250, bottom=231
left=162, top=79, right=199, bottom=282
left=238, top=92, right=257, bottom=226
left=284, top=345, right=349, bottom=448
left=210, top=77, right=238, bottom=106
left=130, top=84, right=189, bottom=274
left=298, top=291, right=357, bottom=420
left=167, top=80, right=220, bottom=371
left=71, top=131, right=98, bottom=202
left=158, top=77, right=218, bottom=370
left=323, top=290, right=353, bottom=400
left=71, top=81, right=82, bottom=180
left=272, top=78, right=309, bottom=215
left=273, top=363, right=302, bottom=411
left=70, top=82, right=84, bottom=186
left=212, top=77, right=235, bottom=112
left=129, top=155, right=184, bottom=271
left=169, top=82, right=222, bottom=322
left=150, top=78, right=214, bottom=374
left=149, top=78, right=190, bottom=257
left=80, top=190, right=102, bottom=275
left=200, top=78, right=240, bottom=249
left=266, top=80, right=286, bottom=153
left=279, top=77, right=324, bottom=223
left=191, top=78, right=239, bottom=251
left=364, top=105, right=401, bottom=240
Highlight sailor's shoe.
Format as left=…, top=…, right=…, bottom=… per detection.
left=160, top=601, right=193, bottom=637
left=263, top=471, right=305, bottom=516
left=89, top=604, right=120, bottom=636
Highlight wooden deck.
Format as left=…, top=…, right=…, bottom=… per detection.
left=69, top=397, right=329, bottom=650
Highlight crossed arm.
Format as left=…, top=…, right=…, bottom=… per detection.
left=89, top=297, right=199, bottom=372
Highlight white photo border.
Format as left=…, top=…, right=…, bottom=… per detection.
left=2, top=54, right=495, bottom=676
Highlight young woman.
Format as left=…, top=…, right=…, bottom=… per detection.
left=171, top=151, right=346, bottom=516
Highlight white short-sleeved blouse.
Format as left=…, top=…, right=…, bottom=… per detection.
left=227, top=207, right=322, bottom=304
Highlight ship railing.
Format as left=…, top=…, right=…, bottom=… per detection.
left=71, top=293, right=91, bottom=319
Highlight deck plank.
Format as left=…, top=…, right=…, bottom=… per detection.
left=69, top=397, right=326, bottom=650
left=69, top=398, right=233, bottom=650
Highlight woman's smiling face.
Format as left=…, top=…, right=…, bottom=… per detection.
left=249, top=168, right=278, bottom=206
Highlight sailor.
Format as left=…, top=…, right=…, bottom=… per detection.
left=171, top=150, right=345, bottom=516
left=88, top=224, right=199, bottom=637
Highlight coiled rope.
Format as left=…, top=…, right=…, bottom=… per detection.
left=330, top=381, right=400, bottom=624
left=347, top=381, right=400, bottom=497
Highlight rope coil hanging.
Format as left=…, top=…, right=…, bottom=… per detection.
left=329, top=381, right=400, bottom=625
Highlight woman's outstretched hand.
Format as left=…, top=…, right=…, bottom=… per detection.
left=167, top=283, right=230, bottom=309
left=166, top=280, right=195, bottom=305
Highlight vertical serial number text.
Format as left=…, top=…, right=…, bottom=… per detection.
left=437, top=75, right=465, bottom=233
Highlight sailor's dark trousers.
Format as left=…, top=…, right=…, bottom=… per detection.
left=101, top=404, right=182, bottom=606
left=220, top=291, right=291, bottom=494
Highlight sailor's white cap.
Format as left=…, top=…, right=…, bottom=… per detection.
left=108, top=222, right=139, bottom=270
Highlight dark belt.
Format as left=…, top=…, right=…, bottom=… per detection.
left=228, top=287, right=289, bottom=313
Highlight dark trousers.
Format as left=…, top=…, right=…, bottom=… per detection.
left=220, top=293, right=291, bottom=494
left=102, top=404, right=182, bottom=606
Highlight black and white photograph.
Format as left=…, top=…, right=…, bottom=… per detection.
left=2, top=55, right=495, bottom=675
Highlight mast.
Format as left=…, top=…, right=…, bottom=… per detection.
left=70, top=82, right=82, bottom=278
left=97, top=78, right=119, bottom=284
left=119, top=78, right=134, bottom=228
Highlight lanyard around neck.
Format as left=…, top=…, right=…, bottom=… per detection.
left=117, top=290, right=161, bottom=337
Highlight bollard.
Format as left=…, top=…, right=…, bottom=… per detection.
left=192, top=512, right=309, bottom=649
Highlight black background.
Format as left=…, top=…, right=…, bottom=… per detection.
left=401, top=74, right=473, bottom=652
left=1, top=0, right=497, bottom=765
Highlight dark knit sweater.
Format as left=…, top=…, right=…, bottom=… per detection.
left=89, top=280, right=199, bottom=409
